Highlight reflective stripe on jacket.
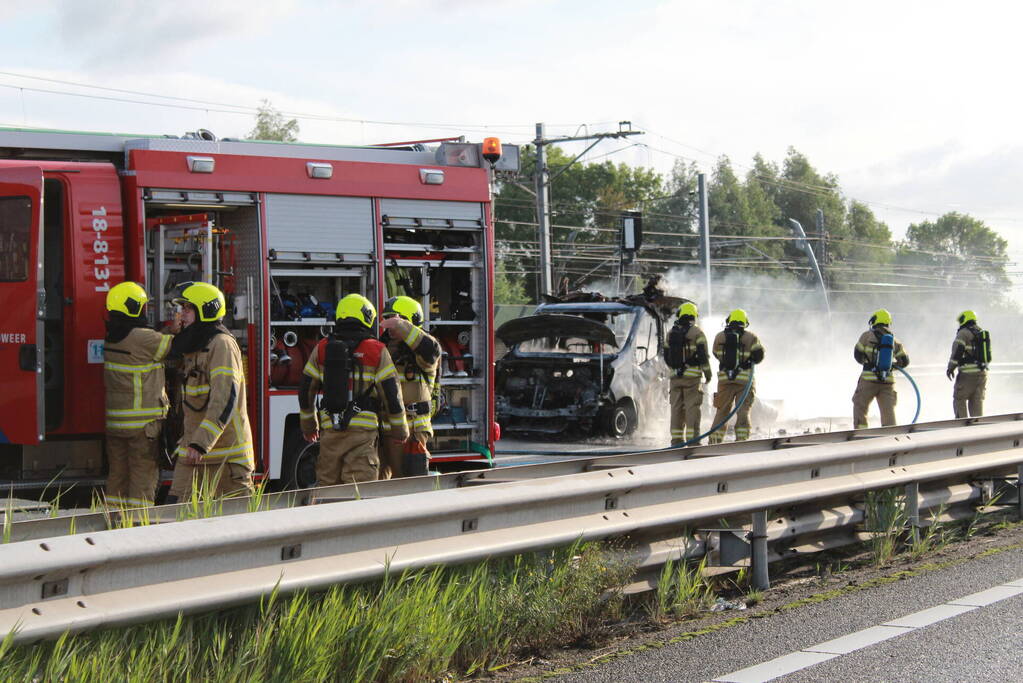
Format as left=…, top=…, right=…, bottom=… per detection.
left=949, top=326, right=987, bottom=374
left=665, top=324, right=712, bottom=379
left=854, top=328, right=909, bottom=384
left=104, top=328, right=172, bottom=434
left=177, top=332, right=255, bottom=469
left=712, top=329, right=764, bottom=384
left=301, top=337, right=409, bottom=439
left=384, top=317, right=441, bottom=435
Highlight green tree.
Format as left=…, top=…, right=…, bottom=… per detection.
left=493, top=145, right=664, bottom=300
left=494, top=265, right=529, bottom=304
left=249, top=99, right=299, bottom=142
left=901, top=212, right=1010, bottom=288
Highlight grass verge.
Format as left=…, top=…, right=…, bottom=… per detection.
left=0, top=541, right=634, bottom=682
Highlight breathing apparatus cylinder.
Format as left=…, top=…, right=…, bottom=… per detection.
left=665, top=323, right=690, bottom=371
left=874, top=333, right=894, bottom=381
left=722, top=329, right=740, bottom=380
left=321, top=338, right=352, bottom=419
left=976, top=330, right=992, bottom=367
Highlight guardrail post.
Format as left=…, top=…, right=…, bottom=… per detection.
left=905, top=482, right=920, bottom=543
left=751, top=509, right=769, bottom=591
left=1018, top=465, right=1023, bottom=520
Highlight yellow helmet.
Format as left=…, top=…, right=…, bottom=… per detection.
left=676, top=302, right=698, bottom=320
left=173, top=282, right=226, bottom=322
left=383, top=295, right=424, bottom=326
left=957, top=310, right=977, bottom=325
left=106, top=281, right=148, bottom=317
left=726, top=309, right=749, bottom=326
left=335, top=293, right=376, bottom=328
left=869, top=308, right=892, bottom=326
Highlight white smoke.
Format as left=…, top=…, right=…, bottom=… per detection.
left=656, top=266, right=1023, bottom=436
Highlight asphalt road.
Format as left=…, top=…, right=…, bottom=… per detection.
left=562, top=545, right=1023, bottom=683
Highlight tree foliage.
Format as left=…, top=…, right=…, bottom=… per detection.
left=901, top=212, right=1010, bottom=288
left=249, top=99, right=299, bottom=142
left=492, top=142, right=1010, bottom=307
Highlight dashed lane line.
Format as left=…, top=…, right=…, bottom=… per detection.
left=712, top=577, right=1023, bottom=683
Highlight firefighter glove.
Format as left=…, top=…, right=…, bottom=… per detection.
left=703, top=369, right=713, bottom=384
left=946, top=365, right=955, bottom=381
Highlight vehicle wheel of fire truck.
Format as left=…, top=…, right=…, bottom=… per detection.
left=282, top=431, right=319, bottom=490
left=606, top=400, right=637, bottom=439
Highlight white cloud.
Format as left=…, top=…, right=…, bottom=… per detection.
left=54, top=0, right=296, bottom=69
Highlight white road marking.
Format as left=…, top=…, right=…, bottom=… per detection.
left=714, top=652, right=837, bottom=683
left=883, top=603, right=977, bottom=628
left=713, top=576, right=1023, bottom=683
left=804, top=625, right=911, bottom=655
left=948, top=585, right=1023, bottom=606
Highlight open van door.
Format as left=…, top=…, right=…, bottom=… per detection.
left=0, top=167, right=44, bottom=444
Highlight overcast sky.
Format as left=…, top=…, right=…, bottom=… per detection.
left=3, top=0, right=1023, bottom=273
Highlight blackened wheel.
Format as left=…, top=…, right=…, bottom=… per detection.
left=607, top=400, right=638, bottom=439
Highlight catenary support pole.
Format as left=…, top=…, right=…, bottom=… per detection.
left=534, top=122, right=553, bottom=297
left=698, top=172, right=711, bottom=317
left=751, top=509, right=770, bottom=590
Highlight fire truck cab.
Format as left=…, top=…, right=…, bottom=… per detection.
left=0, top=128, right=512, bottom=489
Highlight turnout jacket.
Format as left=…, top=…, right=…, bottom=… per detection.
left=947, top=324, right=988, bottom=375
left=301, top=338, right=409, bottom=440
left=103, top=328, right=172, bottom=435
left=712, top=328, right=764, bottom=385
left=854, top=326, right=909, bottom=384
left=177, top=331, right=255, bottom=468
left=384, top=317, right=441, bottom=434
left=665, top=323, right=712, bottom=380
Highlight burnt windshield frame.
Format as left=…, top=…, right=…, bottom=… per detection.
left=514, top=304, right=641, bottom=357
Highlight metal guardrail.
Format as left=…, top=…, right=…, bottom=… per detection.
left=6, top=413, right=1022, bottom=543
left=2, top=417, right=1022, bottom=643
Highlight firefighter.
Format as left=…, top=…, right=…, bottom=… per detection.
left=852, top=308, right=910, bottom=429
left=664, top=302, right=713, bottom=445
left=165, top=282, right=255, bottom=503
left=708, top=309, right=764, bottom=444
left=300, top=294, right=408, bottom=485
left=102, top=282, right=172, bottom=508
left=946, top=310, right=989, bottom=417
left=379, top=296, right=441, bottom=477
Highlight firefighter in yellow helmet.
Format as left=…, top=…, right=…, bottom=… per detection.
left=664, top=302, right=712, bottom=445
left=708, top=309, right=764, bottom=444
left=379, top=296, right=441, bottom=477
left=165, top=282, right=255, bottom=502
left=852, top=308, right=910, bottom=429
left=946, top=310, right=989, bottom=417
left=300, top=294, right=408, bottom=484
left=102, top=282, right=173, bottom=508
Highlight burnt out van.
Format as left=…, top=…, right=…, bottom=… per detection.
left=495, top=291, right=683, bottom=439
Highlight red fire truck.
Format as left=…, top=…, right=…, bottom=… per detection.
left=0, top=127, right=514, bottom=489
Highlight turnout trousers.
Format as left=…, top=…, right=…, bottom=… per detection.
left=105, top=421, right=161, bottom=508
left=708, top=381, right=756, bottom=444
left=168, top=461, right=254, bottom=500
left=379, top=431, right=431, bottom=479
left=953, top=371, right=987, bottom=418
left=318, top=428, right=379, bottom=485
left=852, top=378, right=897, bottom=429
left=669, top=376, right=704, bottom=445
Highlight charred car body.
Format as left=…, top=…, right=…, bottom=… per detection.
left=496, top=284, right=684, bottom=438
